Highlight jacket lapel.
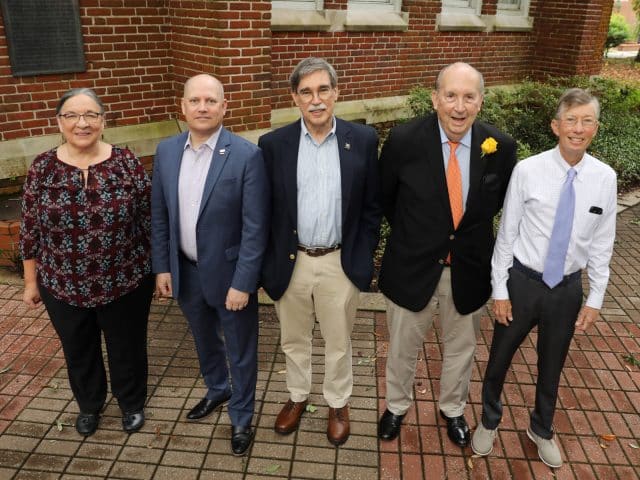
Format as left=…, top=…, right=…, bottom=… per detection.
left=169, top=132, right=189, bottom=224
left=463, top=122, right=488, bottom=222
left=336, top=119, right=353, bottom=223
left=282, top=122, right=301, bottom=228
left=423, top=115, right=452, bottom=223
left=198, top=127, right=231, bottom=220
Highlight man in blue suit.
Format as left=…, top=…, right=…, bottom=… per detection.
left=151, top=74, right=269, bottom=456
left=259, top=57, right=381, bottom=446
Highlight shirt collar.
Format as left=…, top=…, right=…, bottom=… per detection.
left=552, top=145, right=588, bottom=179
left=300, top=116, right=337, bottom=144
left=437, top=121, right=472, bottom=149
left=184, top=128, right=222, bottom=151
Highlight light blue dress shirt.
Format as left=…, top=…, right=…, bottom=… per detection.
left=296, top=117, right=342, bottom=247
left=438, top=123, right=472, bottom=211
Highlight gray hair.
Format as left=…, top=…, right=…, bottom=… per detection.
left=289, top=57, right=338, bottom=92
left=435, top=62, right=485, bottom=95
left=56, top=88, right=105, bottom=114
left=555, top=88, right=600, bottom=120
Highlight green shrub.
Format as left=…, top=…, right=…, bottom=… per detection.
left=406, top=76, right=640, bottom=189
left=607, top=13, right=632, bottom=52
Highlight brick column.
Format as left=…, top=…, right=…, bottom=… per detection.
left=168, top=0, right=271, bottom=132
left=531, top=0, right=613, bottom=78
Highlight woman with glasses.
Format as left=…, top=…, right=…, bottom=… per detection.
left=19, top=88, right=154, bottom=437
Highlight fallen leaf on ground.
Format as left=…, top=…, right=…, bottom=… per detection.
left=0, top=367, right=10, bottom=374
left=266, top=464, right=281, bottom=474
left=599, top=443, right=609, bottom=449
left=629, top=442, right=639, bottom=449
left=467, top=458, right=473, bottom=469
left=600, top=434, right=616, bottom=441
left=277, top=369, right=286, bottom=374
left=55, top=419, right=72, bottom=432
left=306, top=404, right=317, bottom=413
left=417, top=388, right=427, bottom=394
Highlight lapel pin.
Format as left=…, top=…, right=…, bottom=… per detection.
left=344, top=143, right=351, bottom=151
left=219, top=148, right=226, bottom=155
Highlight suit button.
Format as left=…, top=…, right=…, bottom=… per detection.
left=293, top=229, right=297, bottom=235
left=289, top=254, right=295, bottom=260
left=449, top=234, right=455, bottom=240
left=438, top=259, right=444, bottom=265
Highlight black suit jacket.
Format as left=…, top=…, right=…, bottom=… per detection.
left=258, top=118, right=382, bottom=301
left=378, top=113, right=517, bottom=314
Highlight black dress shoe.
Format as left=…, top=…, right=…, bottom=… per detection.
left=122, top=410, right=145, bottom=433
left=440, top=410, right=470, bottom=447
left=186, top=394, right=231, bottom=420
left=378, top=409, right=405, bottom=441
left=76, top=413, right=99, bottom=437
left=231, top=425, right=254, bottom=456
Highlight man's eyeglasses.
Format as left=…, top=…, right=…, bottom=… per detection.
left=561, top=116, right=598, bottom=129
left=296, top=86, right=335, bottom=103
left=58, top=111, right=103, bottom=124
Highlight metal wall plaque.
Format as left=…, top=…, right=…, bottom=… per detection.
left=1, top=0, right=85, bottom=77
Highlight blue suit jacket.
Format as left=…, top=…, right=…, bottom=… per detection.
left=151, top=128, right=269, bottom=305
left=258, top=118, right=382, bottom=300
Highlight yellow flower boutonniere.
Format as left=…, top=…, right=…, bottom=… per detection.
left=481, top=137, right=498, bottom=157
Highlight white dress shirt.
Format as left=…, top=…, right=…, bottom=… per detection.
left=492, top=146, right=617, bottom=309
left=178, top=129, right=222, bottom=261
left=296, top=117, right=342, bottom=248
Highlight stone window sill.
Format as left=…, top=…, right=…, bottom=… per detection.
left=436, top=12, right=486, bottom=32
left=271, top=8, right=331, bottom=32
left=493, top=14, right=533, bottom=32
left=344, top=10, right=409, bottom=32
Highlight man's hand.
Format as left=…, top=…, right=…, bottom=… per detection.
left=155, top=273, right=173, bottom=298
left=575, top=306, right=599, bottom=332
left=492, top=299, right=513, bottom=326
left=23, top=282, right=42, bottom=309
left=226, top=287, right=249, bottom=311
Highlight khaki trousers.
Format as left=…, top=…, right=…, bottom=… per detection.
left=385, top=267, right=480, bottom=417
left=275, top=250, right=360, bottom=408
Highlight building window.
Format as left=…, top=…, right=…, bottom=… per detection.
left=271, top=0, right=330, bottom=31
left=495, top=0, right=533, bottom=31
left=437, top=0, right=485, bottom=31
left=345, top=0, right=408, bottom=31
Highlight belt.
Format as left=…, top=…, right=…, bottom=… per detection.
left=297, top=244, right=341, bottom=257
left=512, top=257, right=581, bottom=286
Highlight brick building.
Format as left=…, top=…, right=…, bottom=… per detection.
left=0, top=0, right=614, bottom=184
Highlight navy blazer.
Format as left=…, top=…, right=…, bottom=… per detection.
left=151, top=128, right=269, bottom=305
left=379, top=113, right=517, bottom=314
left=258, top=118, right=382, bottom=301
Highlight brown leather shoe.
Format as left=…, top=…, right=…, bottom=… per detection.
left=327, top=406, right=350, bottom=446
left=274, top=399, right=307, bottom=434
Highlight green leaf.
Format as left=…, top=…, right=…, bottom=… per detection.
left=622, top=353, right=640, bottom=367
left=305, top=404, right=317, bottom=413
left=265, top=464, right=281, bottom=474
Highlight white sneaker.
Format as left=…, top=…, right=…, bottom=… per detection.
left=526, top=428, right=562, bottom=468
left=471, top=423, right=497, bottom=456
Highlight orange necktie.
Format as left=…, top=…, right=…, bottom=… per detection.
left=446, top=141, right=463, bottom=229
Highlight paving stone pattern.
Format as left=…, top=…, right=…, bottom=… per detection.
left=0, top=204, right=639, bottom=479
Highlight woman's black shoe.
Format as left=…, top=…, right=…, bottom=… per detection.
left=76, top=413, right=99, bottom=437
left=122, top=410, right=145, bottom=433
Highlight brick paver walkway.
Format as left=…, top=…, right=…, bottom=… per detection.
left=0, top=203, right=639, bottom=479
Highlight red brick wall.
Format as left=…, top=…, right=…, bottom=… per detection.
left=270, top=0, right=538, bottom=109
left=531, top=0, right=613, bottom=79
left=167, top=0, right=271, bottom=131
left=0, top=0, right=612, bottom=143
left=0, top=0, right=174, bottom=141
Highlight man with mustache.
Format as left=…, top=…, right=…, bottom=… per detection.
left=151, top=74, right=269, bottom=456
left=259, top=57, right=381, bottom=446
left=377, top=63, right=517, bottom=448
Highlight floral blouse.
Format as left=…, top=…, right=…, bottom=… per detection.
left=19, top=146, right=152, bottom=308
